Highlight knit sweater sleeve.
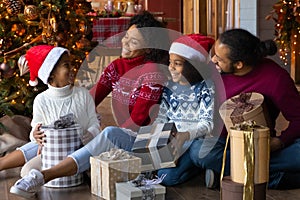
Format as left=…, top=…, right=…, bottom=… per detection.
left=120, top=63, right=166, bottom=130
left=272, top=70, right=300, bottom=146
left=188, top=81, right=215, bottom=140
left=29, top=95, right=45, bottom=142
left=83, top=89, right=101, bottom=137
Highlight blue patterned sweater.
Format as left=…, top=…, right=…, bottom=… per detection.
left=155, top=80, right=215, bottom=140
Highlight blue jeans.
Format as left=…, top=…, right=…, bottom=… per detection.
left=157, top=149, right=200, bottom=186
left=189, top=136, right=300, bottom=189
left=18, top=141, right=39, bottom=162
left=70, top=126, right=136, bottom=174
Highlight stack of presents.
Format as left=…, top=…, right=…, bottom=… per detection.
left=40, top=92, right=271, bottom=200
left=219, top=92, right=271, bottom=200
left=90, top=123, right=178, bottom=200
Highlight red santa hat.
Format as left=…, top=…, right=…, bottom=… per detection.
left=25, top=45, right=69, bottom=86
left=169, top=33, right=215, bottom=64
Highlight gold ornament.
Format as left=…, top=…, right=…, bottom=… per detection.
left=24, top=5, right=39, bottom=21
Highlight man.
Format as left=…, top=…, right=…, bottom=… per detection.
left=189, top=28, right=300, bottom=189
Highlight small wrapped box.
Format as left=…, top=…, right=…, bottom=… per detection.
left=90, top=149, right=141, bottom=200
left=219, top=92, right=271, bottom=133
left=41, top=117, right=83, bottom=187
left=230, top=123, right=270, bottom=184
left=116, top=182, right=166, bottom=200
left=221, top=176, right=267, bottom=200
left=131, top=123, right=178, bottom=172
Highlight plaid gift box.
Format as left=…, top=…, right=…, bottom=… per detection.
left=90, top=149, right=141, bottom=200
left=41, top=123, right=83, bottom=187
left=116, top=182, right=166, bottom=200
left=132, top=123, right=178, bottom=172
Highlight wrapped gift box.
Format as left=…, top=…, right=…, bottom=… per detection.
left=41, top=123, right=83, bottom=187
left=219, top=92, right=271, bottom=133
left=131, top=123, right=178, bottom=172
left=116, top=182, right=166, bottom=200
left=230, top=124, right=270, bottom=184
left=90, top=149, right=141, bottom=200
left=221, top=176, right=267, bottom=200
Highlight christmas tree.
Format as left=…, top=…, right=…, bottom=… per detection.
left=0, top=0, right=97, bottom=117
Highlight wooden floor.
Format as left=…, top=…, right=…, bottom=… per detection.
left=1, top=97, right=300, bottom=200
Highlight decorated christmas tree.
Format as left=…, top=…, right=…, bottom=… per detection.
left=0, top=0, right=97, bottom=117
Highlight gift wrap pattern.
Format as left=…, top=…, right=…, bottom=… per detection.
left=90, top=152, right=141, bottom=200
left=219, top=92, right=270, bottom=132
left=41, top=124, right=83, bottom=187
left=116, top=182, right=166, bottom=200
left=132, top=123, right=178, bottom=172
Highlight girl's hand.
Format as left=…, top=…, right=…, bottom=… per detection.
left=170, top=131, right=190, bottom=156
left=33, top=123, right=45, bottom=145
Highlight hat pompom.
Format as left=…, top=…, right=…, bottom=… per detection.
left=29, top=79, right=38, bottom=87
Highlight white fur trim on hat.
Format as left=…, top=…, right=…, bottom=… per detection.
left=38, top=47, right=69, bottom=84
left=169, top=42, right=208, bottom=64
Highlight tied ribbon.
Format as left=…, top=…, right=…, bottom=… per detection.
left=129, top=174, right=166, bottom=200
left=53, top=113, right=75, bottom=129
left=41, top=113, right=76, bottom=129
left=228, top=93, right=260, bottom=125
left=97, top=148, right=133, bottom=160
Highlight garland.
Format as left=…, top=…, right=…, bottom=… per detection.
left=266, top=0, right=300, bottom=65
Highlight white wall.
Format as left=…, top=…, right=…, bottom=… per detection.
left=239, top=0, right=287, bottom=69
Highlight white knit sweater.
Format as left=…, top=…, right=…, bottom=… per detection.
left=29, top=85, right=100, bottom=141
left=155, top=80, right=215, bottom=140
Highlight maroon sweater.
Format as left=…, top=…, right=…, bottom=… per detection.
left=220, top=58, right=300, bottom=146
left=90, top=55, right=166, bottom=131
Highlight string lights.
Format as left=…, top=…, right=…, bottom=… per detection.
left=266, top=0, right=300, bottom=65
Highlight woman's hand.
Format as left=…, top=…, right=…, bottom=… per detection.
left=33, top=123, right=45, bottom=145
left=81, top=131, right=94, bottom=145
left=171, top=131, right=190, bottom=155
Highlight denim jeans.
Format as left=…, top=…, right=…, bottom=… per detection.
left=189, top=136, right=300, bottom=189
left=70, top=126, right=136, bottom=174
left=18, top=141, right=39, bottom=162
left=157, top=149, right=200, bottom=186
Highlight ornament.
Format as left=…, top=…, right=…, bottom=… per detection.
left=18, top=55, right=29, bottom=76
left=76, top=36, right=91, bottom=49
left=2, top=67, right=15, bottom=78
left=24, top=5, right=39, bottom=21
left=50, top=17, right=58, bottom=32
left=0, top=62, right=10, bottom=72
left=4, top=0, right=22, bottom=15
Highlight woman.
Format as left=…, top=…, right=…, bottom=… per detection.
left=90, top=11, right=169, bottom=131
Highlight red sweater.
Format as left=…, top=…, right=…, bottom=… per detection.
left=90, top=55, right=167, bottom=131
left=220, top=58, right=300, bottom=146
